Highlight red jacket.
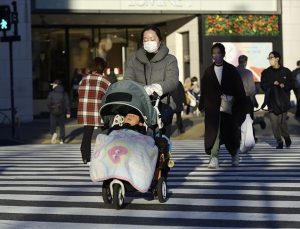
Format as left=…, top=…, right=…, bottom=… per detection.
left=77, top=73, right=110, bottom=126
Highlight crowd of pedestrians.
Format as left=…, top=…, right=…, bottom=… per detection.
left=46, top=24, right=300, bottom=169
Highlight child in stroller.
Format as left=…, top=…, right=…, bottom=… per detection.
left=89, top=80, right=174, bottom=209
left=108, top=109, right=147, bottom=135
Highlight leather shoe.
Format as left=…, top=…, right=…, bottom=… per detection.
left=284, top=137, right=291, bottom=148
left=276, top=141, right=283, bottom=149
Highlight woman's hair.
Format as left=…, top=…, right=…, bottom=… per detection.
left=211, top=42, right=226, bottom=56
left=89, top=57, right=107, bottom=74
left=140, top=25, right=162, bottom=43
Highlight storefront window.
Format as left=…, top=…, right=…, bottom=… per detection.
left=69, top=28, right=93, bottom=102
left=32, top=28, right=66, bottom=99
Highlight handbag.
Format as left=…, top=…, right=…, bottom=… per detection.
left=240, top=114, right=255, bottom=153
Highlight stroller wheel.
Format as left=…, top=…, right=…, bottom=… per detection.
left=113, top=183, right=124, bottom=209
left=157, top=177, right=167, bottom=203
left=102, top=181, right=112, bottom=204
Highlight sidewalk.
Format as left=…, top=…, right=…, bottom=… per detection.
left=1, top=109, right=300, bottom=145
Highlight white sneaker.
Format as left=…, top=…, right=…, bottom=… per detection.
left=232, top=152, right=240, bottom=167
left=51, top=133, right=57, bottom=144
left=208, top=157, right=219, bottom=169
left=87, top=162, right=91, bottom=166
left=60, top=140, right=64, bottom=144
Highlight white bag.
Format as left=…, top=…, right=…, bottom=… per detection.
left=240, top=114, right=255, bottom=153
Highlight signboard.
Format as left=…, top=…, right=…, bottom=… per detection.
left=33, top=0, right=280, bottom=14
left=222, top=42, right=273, bottom=82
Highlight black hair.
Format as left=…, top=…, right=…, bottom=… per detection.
left=90, top=57, right=107, bottom=74
left=191, top=76, right=198, bottom=82
left=238, top=55, right=248, bottom=65
left=140, top=25, right=162, bottom=43
left=296, top=60, right=300, bottom=66
left=211, top=42, right=226, bottom=56
left=269, top=51, right=281, bottom=64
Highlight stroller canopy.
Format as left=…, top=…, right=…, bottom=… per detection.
left=100, top=80, right=157, bottom=127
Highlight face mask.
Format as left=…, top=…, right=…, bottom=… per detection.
left=143, top=41, right=158, bottom=53
left=51, top=83, right=58, bottom=89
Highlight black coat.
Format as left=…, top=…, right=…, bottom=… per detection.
left=260, top=66, right=293, bottom=113
left=199, top=61, right=247, bottom=153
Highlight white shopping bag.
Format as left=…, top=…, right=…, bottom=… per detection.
left=240, top=114, right=255, bottom=153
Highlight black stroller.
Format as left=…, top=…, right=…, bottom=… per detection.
left=90, top=80, right=174, bottom=209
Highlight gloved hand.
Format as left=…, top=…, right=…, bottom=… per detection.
left=144, top=85, right=154, bottom=95
left=150, top=84, right=163, bottom=96
left=144, top=84, right=163, bottom=96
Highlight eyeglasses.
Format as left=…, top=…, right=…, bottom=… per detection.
left=267, top=56, right=275, bottom=60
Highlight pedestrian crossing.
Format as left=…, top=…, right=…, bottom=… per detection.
left=1, top=137, right=300, bottom=228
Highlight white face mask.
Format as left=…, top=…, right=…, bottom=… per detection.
left=143, top=41, right=158, bottom=53
left=51, top=83, right=58, bottom=89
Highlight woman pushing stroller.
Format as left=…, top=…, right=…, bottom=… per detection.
left=124, top=24, right=179, bottom=137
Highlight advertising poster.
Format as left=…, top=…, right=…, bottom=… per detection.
left=222, top=42, right=273, bottom=82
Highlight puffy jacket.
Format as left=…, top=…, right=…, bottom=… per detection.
left=124, top=44, right=179, bottom=110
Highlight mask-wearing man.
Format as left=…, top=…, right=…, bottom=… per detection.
left=260, top=51, right=294, bottom=149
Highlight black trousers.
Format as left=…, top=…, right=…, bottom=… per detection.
left=50, top=113, right=65, bottom=140
left=80, top=125, right=94, bottom=162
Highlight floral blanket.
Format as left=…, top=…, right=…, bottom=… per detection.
left=90, top=129, right=158, bottom=193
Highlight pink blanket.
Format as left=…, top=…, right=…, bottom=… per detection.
left=90, top=129, right=158, bottom=193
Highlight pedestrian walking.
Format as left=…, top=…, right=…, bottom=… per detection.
left=71, top=68, right=83, bottom=105
left=291, top=60, right=300, bottom=117
left=47, top=79, right=71, bottom=144
left=77, top=57, right=111, bottom=165
left=124, top=24, right=179, bottom=137
left=170, top=81, right=186, bottom=134
left=260, top=51, right=294, bottom=149
left=198, top=42, right=247, bottom=169
left=236, top=55, right=257, bottom=140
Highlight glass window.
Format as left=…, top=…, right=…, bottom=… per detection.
left=32, top=28, right=66, bottom=99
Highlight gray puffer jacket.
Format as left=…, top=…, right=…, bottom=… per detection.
left=124, top=44, right=179, bottom=110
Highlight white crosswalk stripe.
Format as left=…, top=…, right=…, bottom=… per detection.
left=1, top=137, right=300, bottom=228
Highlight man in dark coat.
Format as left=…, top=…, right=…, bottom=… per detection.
left=199, top=43, right=247, bottom=169
left=291, top=60, right=300, bottom=117
left=260, top=51, right=294, bottom=149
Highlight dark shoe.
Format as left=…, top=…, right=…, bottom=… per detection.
left=179, top=128, right=185, bottom=134
left=260, top=120, right=266, bottom=130
left=276, top=141, right=283, bottom=149
left=83, top=159, right=87, bottom=164
left=284, top=137, right=292, bottom=148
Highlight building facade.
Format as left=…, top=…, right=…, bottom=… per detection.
left=1, top=0, right=300, bottom=121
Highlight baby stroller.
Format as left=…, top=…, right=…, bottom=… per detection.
left=90, top=80, right=174, bottom=209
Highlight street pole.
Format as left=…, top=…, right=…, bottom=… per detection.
left=0, top=1, right=20, bottom=138
left=8, top=40, right=15, bottom=138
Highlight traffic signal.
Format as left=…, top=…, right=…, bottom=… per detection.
left=0, top=5, right=11, bottom=31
